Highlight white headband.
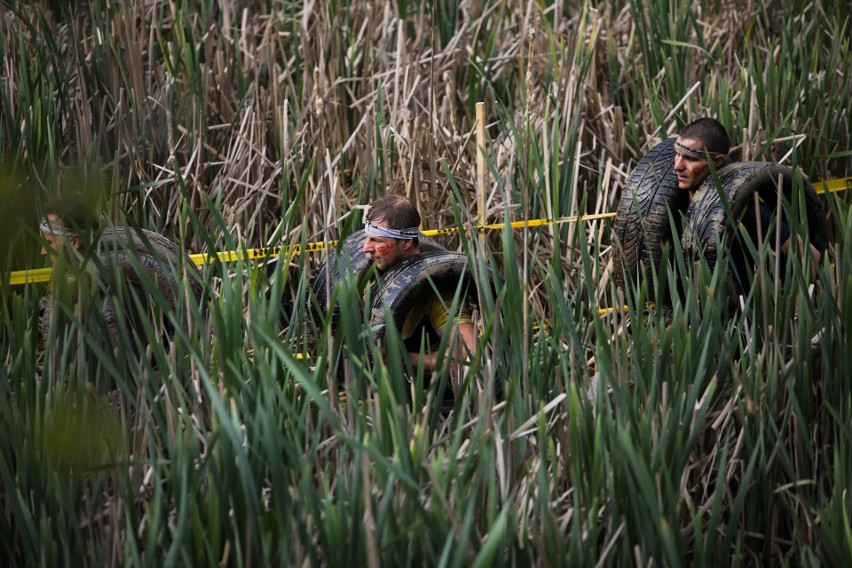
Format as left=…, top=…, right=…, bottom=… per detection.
left=39, top=217, right=77, bottom=237
left=675, top=140, right=725, bottom=160
left=364, top=220, right=420, bottom=240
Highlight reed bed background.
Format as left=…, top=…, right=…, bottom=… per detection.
left=1, top=0, right=851, bottom=565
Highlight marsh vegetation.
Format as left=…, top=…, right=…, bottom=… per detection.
left=1, top=0, right=851, bottom=564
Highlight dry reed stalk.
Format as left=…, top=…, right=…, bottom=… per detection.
left=2, top=1, right=850, bottom=564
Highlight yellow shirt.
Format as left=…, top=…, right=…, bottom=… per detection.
left=400, top=290, right=472, bottom=349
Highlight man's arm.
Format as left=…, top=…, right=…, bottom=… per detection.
left=751, top=201, right=821, bottom=279
left=779, top=234, right=821, bottom=279
left=408, top=321, right=476, bottom=373
left=407, top=292, right=476, bottom=375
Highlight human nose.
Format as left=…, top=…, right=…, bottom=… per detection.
left=41, top=244, right=47, bottom=256
left=362, top=240, right=373, bottom=253
left=674, top=155, right=684, bottom=171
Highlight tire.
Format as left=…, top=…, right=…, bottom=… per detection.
left=612, top=139, right=688, bottom=300
left=368, top=251, right=500, bottom=414
left=98, top=227, right=205, bottom=312
left=309, top=230, right=446, bottom=330
left=367, top=251, right=478, bottom=341
left=681, top=162, right=827, bottom=313
left=40, top=227, right=203, bottom=347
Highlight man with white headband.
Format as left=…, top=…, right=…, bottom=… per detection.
left=362, top=194, right=423, bottom=271
left=40, top=197, right=98, bottom=260
left=39, top=196, right=203, bottom=354
left=38, top=197, right=116, bottom=351
left=674, top=117, right=731, bottom=198
left=362, top=195, right=476, bottom=397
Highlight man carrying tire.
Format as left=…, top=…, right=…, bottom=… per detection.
left=675, top=118, right=821, bottom=287
left=39, top=196, right=203, bottom=355
left=362, top=195, right=477, bottom=381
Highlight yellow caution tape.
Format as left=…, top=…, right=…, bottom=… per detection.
left=814, top=176, right=852, bottom=195
left=598, top=306, right=627, bottom=316
left=187, top=240, right=335, bottom=265
left=426, top=211, right=618, bottom=236
left=5, top=212, right=617, bottom=286
left=6, top=267, right=53, bottom=286
left=5, top=175, right=848, bottom=288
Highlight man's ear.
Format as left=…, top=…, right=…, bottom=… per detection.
left=713, top=155, right=726, bottom=168
left=69, top=234, right=81, bottom=250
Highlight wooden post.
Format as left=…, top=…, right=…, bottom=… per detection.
left=476, top=102, right=487, bottom=231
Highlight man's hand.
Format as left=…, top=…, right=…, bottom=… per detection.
left=779, top=235, right=821, bottom=279
left=408, top=322, right=477, bottom=377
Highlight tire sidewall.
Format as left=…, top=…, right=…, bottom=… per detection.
left=683, top=162, right=828, bottom=311
left=368, top=251, right=478, bottom=342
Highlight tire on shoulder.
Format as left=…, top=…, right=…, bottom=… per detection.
left=309, top=230, right=446, bottom=333
left=612, top=138, right=687, bottom=303
left=98, top=227, right=205, bottom=314
left=367, top=251, right=480, bottom=342
left=41, top=227, right=204, bottom=346
left=368, top=251, right=503, bottom=406
left=681, top=162, right=828, bottom=314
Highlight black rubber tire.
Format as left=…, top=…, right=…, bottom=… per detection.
left=367, top=251, right=478, bottom=341
left=681, top=162, right=827, bottom=313
left=612, top=138, right=688, bottom=300
left=40, top=227, right=203, bottom=346
left=98, top=227, right=204, bottom=310
left=368, top=251, right=501, bottom=415
left=309, top=230, right=445, bottom=329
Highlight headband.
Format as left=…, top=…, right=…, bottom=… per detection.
left=675, top=140, right=726, bottom=160
left=364, top=220, right=420, bottom=240
left=39, top=217, right=77, bottom=237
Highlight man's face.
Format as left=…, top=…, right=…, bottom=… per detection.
left=674, top=137, right=718, bottom=193
left=362, top=218, right=414, bottom=271
left=41, top=213, right=80, bottom=261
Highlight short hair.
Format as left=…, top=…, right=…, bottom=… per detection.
left=44, top=196, right=101, bottom=251
left=678, top=118, right=731, bottom=156
left=366, top=194, right=421, bottom=245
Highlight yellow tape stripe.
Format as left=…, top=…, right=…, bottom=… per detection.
left=814, top=176, right=852, bottom=195
left=4, top=173, right=846, bottom=287
left=6, top=213, right=617, bottom=286
left=533, top=305, right=634, bottom=331
left=187, top=240, right=337, bottom=265
left=420, top=211, right=618, bottom=236
left=598, top=306, right=627, bottom=316
left=7, top=267, right=53, bottom=286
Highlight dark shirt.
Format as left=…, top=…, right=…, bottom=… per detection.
left=731, top=201, right=791, bottom=292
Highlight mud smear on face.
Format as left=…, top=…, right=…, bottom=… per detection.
left=375, top=243, right=395, bottom=256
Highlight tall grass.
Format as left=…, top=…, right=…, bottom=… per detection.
left=1, top=0, right=851, bottom=565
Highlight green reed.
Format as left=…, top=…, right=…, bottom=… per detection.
left=1, top=0, right=851, bottom=565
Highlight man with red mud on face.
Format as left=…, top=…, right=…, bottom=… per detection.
left=674, top=118, right=820, bottom=288
left=362, top=195, right=477, bottom=386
